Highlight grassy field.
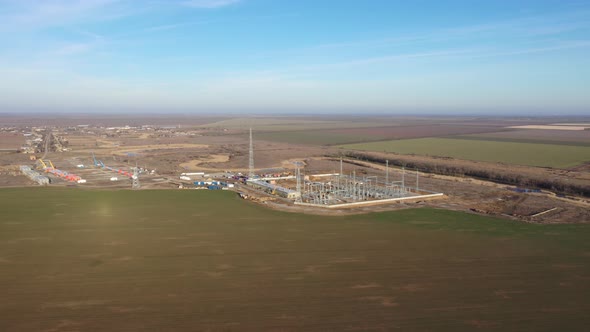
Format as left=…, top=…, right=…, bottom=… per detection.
left=1, top=188, right=590, bottom=331
left=341, top=137, right=590, bottom=168
left=455, top=128, right=590, bottom=147
left=255, top=130, right=386, bottom=145
left=202, top=117, right=390, bottom=131
left=255, top=125, right=503, bottom=146
left=452, top=135, right=590, bottom=147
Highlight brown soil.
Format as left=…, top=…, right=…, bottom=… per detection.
left=179, top=154, right=230, bottom=170
left=0, top=133, right=24, bottom=149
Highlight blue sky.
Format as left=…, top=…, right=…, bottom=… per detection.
left=0, top=0, right=589, bottom=114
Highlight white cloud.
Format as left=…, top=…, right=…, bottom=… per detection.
left=1, top=0, right=120, bottom=27
left=0, top=0, right=153, bottom=35
left=51, top=43, right=91, bottom=56
left=143, top=20, right=210, bottom=32
left=182, top=0, right=240, bottom=9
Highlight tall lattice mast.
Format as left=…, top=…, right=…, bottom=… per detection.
left=339, top=156, right=343, bottom=187
left=296, top=167, right=302, bottom=202
left=132, top=164, right=140, bottom=189
left=385, top=159, right=389, bottom=185
left=248, top=128, right=254, bottom=178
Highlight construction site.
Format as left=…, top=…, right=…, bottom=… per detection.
left=0, top=115, right=588, bottom=222
left=242, top=129, right=444, bottom=208
left=8, top=126, right=444, bottom=210
left=247, top=162, right=443, bottom=208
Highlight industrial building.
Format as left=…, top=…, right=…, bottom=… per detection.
left=248, top=180, right=301, bottom=199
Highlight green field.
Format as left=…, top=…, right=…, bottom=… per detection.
left=452, top=135, right=590, bottom=147
left=255, top=130, right=384, bottom=145
left=341, top=137, right=590, bottom=168
left=202, top=117, right=389, bottom=131
left=1, top=188, right=590, bottom=331
left=457, top=128, right=590, bottom=146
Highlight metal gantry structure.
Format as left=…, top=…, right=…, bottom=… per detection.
left=243, top=138, right=430, bottom=205
left=298, top=162, right=423, bottom=206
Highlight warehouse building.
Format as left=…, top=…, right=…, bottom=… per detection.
left=248, top=180, right=300, bottom=200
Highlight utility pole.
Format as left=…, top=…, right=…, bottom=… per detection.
left=402, top=165, right=405, bottom=190
left=339, top=156, right=343, bottom=188
left=352, top=170, right=356, bottom=200
left=248, top=128, right=254, bottom=178
left=132, top=164, right=140, bottom=190
left=385, top=160, right=389, bottom=185
left=296, top=167, right=301, bottom=202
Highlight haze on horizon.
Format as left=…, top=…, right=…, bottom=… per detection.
left=0, top=0, right=589, bottom=115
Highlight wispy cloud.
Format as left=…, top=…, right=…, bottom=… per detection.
left=310, top=10, right=590, bottom=51
left=243, top=8, right=590, bottom=79
left=0, top=0, right=165, bottom=41
left=52, top=42, right=96, bottom=56
left=0, top=0, right=123, bottom=29
left=0, top=1, right=588, bottom=114
left=476, top=40, right=590, bottom=58
left=182, top=0, right=241, bottom=9
left=143, top=20, right=209, bottom=32
left=308, top=49, right=477, bottom=71
left=143, top=12, right=297, bottom=33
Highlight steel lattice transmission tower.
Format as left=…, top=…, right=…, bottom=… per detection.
left=296, top=166, right=302, bottom=202
left=248, top=128, right=254, bottom=178
left=132, top=166, right=140, bottom=189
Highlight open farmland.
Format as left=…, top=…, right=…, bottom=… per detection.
left=1, top=188, right=590, bottom=331
left=256, top=125, right=504, bottom=146
left=0, top=115, right=225, bottom=127
left=342, top=138, right=590, bottom=168
left=202, top=117, right=391, bottom=131
left=255, top=130, right=381, bottom=145
left=457, top=129, right=590, bottom=146
left=0, top=133, right=24, bottom=149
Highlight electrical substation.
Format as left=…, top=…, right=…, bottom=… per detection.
left=245, top=129, right=443, bottom=208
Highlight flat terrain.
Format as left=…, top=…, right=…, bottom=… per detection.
left=0, top=114, right=225, bottom=127
left=1, top=188, right=589, bottom=331
left=0, top=133, right=24, bottom=149
left=459, top=129, right=590, bottom=145
left=342, top=138, right=590, bottom=168
left=255, top=125, right=505, bottom=145
left=202, top=117, right=392, bottom=131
